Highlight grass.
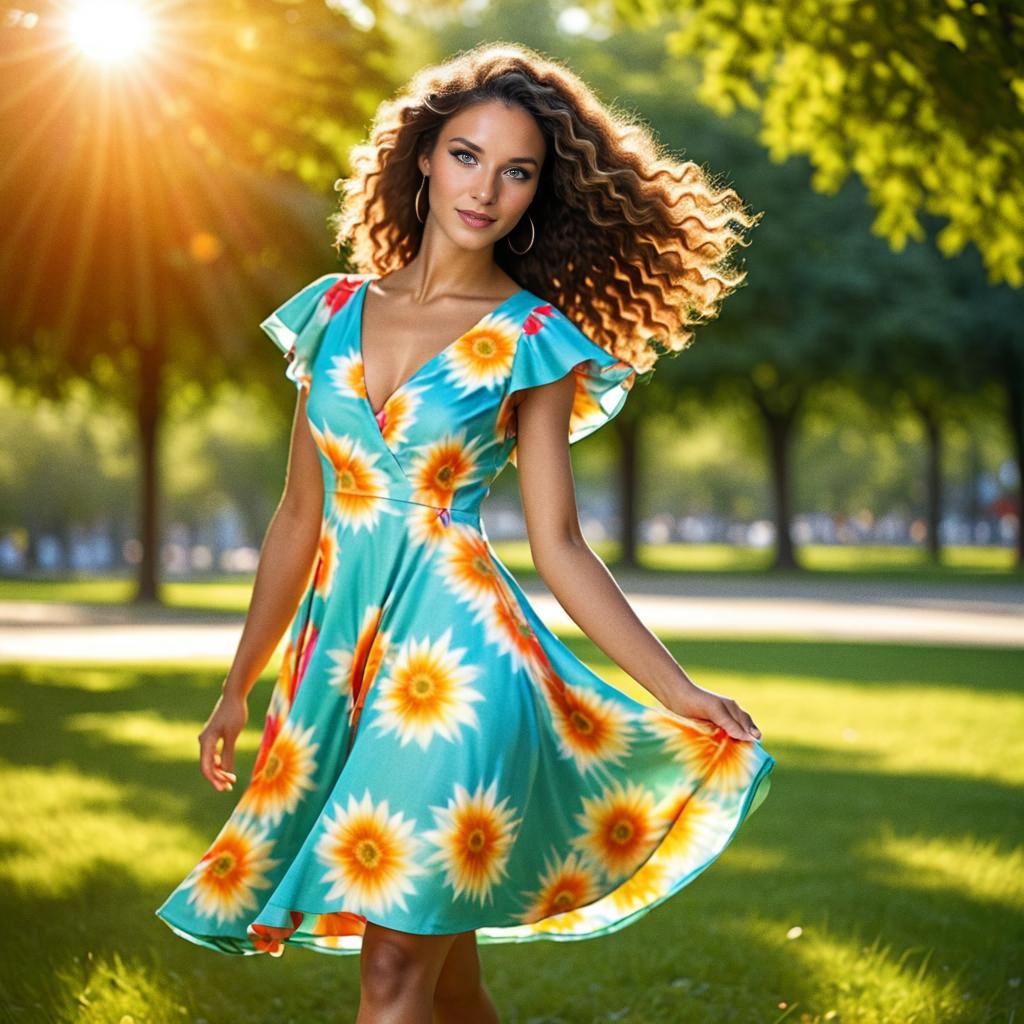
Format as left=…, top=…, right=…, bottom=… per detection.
left=1, top=633, right=1022, bottom=1023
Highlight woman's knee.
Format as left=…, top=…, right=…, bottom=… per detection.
left=360, top=927, right=451, bottom=1005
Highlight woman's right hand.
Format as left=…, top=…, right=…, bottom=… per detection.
left=197, top=690, right=248, bottom=792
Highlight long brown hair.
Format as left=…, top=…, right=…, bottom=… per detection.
left=329, top=42, right=761, bottom=374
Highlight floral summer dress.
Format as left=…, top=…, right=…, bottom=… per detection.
left=154, top=272, right=776, bottom=957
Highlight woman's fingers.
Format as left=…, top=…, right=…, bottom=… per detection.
left=212, top=749, right=237, bottom=790
left=218, top=737, right=237, bottom=778
left=717, top=699, right=762, bottom=742
left=199, top=731, right=238, bottom=791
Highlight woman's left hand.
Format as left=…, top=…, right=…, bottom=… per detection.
left=660, top=679, right=762, bottom=742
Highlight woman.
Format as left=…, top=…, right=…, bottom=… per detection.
left=156, top=42, right=775, bottom=1023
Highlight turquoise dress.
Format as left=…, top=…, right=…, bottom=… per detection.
left=155, top=272, right=775, bottom=957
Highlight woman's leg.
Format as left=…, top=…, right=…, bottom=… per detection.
left=357, top=920, right=457, bottom=1024
left=432, top=930, right=501, bottom=1024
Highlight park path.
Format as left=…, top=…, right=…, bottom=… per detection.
left=1, top=576, right=1021, bottom=662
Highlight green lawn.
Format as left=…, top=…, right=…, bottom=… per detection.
left=1, top=635, right=1021, bottom=1023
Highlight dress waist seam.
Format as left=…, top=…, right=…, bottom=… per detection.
left=329, top=488, right=481, bottom=523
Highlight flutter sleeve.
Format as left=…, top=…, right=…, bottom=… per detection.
left=504, top=303, right=638, bottom=464
left=259, top=273, right=348, bottom=392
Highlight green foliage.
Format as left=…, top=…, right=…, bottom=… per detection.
left=162, top=378, right=292, bottom=542
left=610, top=0, right=1024, bottom=285
left=0, top=378, right=135, bottom=535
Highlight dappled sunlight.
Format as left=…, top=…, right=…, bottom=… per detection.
left=18, top=664, right=142, bottom=693
left=863, top=824, right=1024, bottom=911
left=683, top=669, right=1024, bottom=786
left=0, top=766, right=203, bottom=896
left=65, top=709, right=260, bottom=762
left=48, top=948, right=191, bottom=1024
left=778, top=920, right=974, bottom=1021
left=708, top=845, right=785, bottom=874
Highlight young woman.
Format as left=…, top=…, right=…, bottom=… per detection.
left=156, top=42, right=775, bottom=1023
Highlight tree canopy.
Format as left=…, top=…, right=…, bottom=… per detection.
left=612, top=0, right=1024, bottom=286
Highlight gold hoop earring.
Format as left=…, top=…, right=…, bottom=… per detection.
left=507, top=214, right=535, bottom=255
left=415, top=174, right=428, bottom=224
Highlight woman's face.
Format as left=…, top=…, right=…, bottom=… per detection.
left=418, top=99, right=545, bottom=252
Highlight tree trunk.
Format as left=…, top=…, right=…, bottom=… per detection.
left=1003, top=345, right=1024, bottom=569
left=966, top=436, right=981, bottom=537
left=134, top=333, right=164, bottom=603
left=616, top=414, right=641, bottom=568
left=921, top=406, right=944, bottom=564
left=753, top=393, right=800, bottom=571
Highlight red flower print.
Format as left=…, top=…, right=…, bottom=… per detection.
left=522, top=304, right=554, bottom=335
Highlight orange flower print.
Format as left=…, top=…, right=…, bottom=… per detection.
left=445, top=312, right=520, bottom=392
left=438, top=524, right=504, bottom=614
left=481, top=576, right=543, bottom=674
left=368, top=626, right=485, bottom=750
left=181, top=819, right=280, bottom=925
left=649, top=785, right=720, bottom=865
left=151, top=272, right=777, bottom=957
left=314, top=527, right=340, bottom=601
left=571, top=779, right=667, bottom=881
left=291, top=623, right=319, bottom=704
left=545, top=682, right=635, bottom=777
left=324, top=604, right=388, bottom=702
left=306, top=421, right=393, bottom=533
left=517, top=849, right=603, bottom=931
left=247, top=910, right=303, bottom=957
left=312, top=909, right=367, bottom=937
left=325, top=351, right=366, bottom=402
left=605, top=851, right=672, bottom=914
left=372, top=386, right=421, bottom=449
left=235, top=718, right=320, bottom=827
left=422, top=780, right=521, bottom=906
left=406, top=499, right=462, bottom=549
left=641, top=708, right=760, bottom=794
left=406, top=431, right=487, bottom=508
left=315, top=789, right=428, bottom=915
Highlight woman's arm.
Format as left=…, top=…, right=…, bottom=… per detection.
left=197, top=388, right=325, bottom=791
left=221, top=388, right=324, bottom=700
left=514, top=374, right=761, bottom=742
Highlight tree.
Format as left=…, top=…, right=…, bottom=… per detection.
left=0, top=1, right=391, bottom=600
left=612, top=0, right=1024, bottom=286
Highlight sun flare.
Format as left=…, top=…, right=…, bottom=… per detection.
left=67, top=1, right=151, bottom=64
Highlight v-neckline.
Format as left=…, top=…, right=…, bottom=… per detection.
left=354, top=276, right=527, bottom=419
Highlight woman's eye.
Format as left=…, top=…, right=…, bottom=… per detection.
left=450, top=149, right=531, bottom=181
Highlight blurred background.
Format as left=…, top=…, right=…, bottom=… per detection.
left=1, top=3, right=1021, bottom=1023
left=1, top=1, right=1021, bottom=591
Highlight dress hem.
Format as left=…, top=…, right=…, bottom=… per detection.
left=153, top=752, right=775, bottom=957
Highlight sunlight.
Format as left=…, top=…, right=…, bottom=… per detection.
left=67, top=0, right=151, bottom=65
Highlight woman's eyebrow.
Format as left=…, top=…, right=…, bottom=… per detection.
left=447, top=136, right=539, bottom=167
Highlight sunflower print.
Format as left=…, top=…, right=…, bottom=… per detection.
left=155, top=272, right=776, bottom=956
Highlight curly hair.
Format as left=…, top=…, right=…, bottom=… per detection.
left=329, top=42, right=761, bottom=375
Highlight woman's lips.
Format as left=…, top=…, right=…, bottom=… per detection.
left=457, top=209, right=496, bottom=228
